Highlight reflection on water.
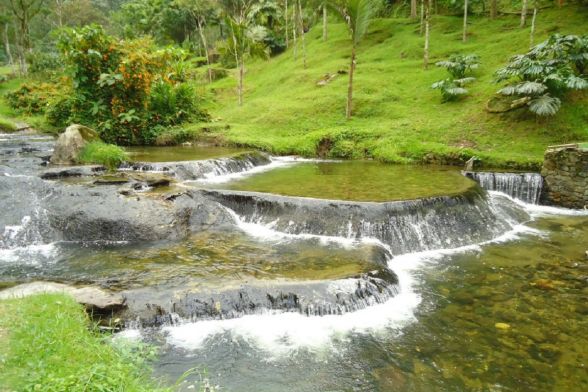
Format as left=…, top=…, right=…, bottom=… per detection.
left=210, top=161, right=474, bottom=201
left=0, top=232, right=386, bottom=290
left=125, top=145, right=248, bottom=162
left=150, top=214, right=588, bottom=392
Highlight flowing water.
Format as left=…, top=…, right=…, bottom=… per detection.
left=1, top=134, right=587, bottom=391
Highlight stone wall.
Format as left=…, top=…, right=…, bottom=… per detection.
left=541, top=145, right=588, bottom=209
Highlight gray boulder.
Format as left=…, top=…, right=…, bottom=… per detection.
left=50, top=124, right=100, bottom=165
left=0, top=281, right=125, bottom=311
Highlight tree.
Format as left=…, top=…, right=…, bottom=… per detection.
left=6, top=0, right=46, bottom=74
left=423, top=0, right=430, bottom=69
left=410, top=0, right=417, bottom=18
left=174, top=0, right=216, bottom=83
left=520, top=0, right=528, bottom=27
left=529, top=0, right=537, bottom=47
left=331, top=0, right=379, bottom=118
left=489, top=0, right=497, bottom=19
left=221, top=0, right=269, bottom=105
left=462, top=0, right=468, bottom=42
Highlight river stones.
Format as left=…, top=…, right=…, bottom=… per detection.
left=0, top=281, right=125, bottom=311
left=50, top=124, right=100, bottom=165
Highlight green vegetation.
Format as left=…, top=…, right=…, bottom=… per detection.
left=495, top=33, right=588, bottom=116
left=0, top=293, right=165, bottom=392
left=79, top=141, right=129, bottom=170
left=203, top=5, right=587, bottom=169
left=0, top=116, right=17, bottom=132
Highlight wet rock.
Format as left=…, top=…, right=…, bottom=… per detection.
left=93, top=175, right=130, bottom=185
left=0, top=281, right=125, bottom=311
left=41, top=165, right=106, bottom=179
left=50, top=124, right=100, bottom=165
left=495, top=322, right=511, bottom=330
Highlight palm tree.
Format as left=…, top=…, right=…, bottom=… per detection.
left=331, top=0, right=379, bottom=118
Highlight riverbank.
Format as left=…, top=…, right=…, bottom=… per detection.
left=0, top=293, right=166, bottom=391
left=201, top=5, right=588, bottom=170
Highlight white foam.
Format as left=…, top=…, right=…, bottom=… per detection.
left=0, top=243, right=58, bottom=264
left=161, top=221, right=546, bottom=355
left=488, top=191, right=588, bottom=217
left=223, top=207, right=367, bottom=248
left=194, top=156, right=339, bottom=185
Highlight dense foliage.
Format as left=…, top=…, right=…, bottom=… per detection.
left=495, top=34, right=588, bottom=116
left=52, top=25, right=207, bottom=144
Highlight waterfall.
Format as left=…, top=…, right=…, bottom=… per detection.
left=119, top=152, right=272, bottom=181
left=463, top=171, right=543, bottom=204
left=200, top=187, right=530, bottom=257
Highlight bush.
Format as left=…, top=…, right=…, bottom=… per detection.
left=78, top=141, right=128, bottom=170
left=494, top=34, right=588, bottom=116
left=27, top=50, right=62, bottom=76
left=432, top=54, right=479, bottom=102
left=57, top=25, right=207, bottom=145
left=5, top=82, right=60, bottom=114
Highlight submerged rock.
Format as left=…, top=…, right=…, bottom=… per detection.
left=50, top=124, right=100, bottom=165
left=0, top=281, right=125, bottom=311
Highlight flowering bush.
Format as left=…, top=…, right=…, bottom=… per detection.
left=56, top=25, right=206, bottom=144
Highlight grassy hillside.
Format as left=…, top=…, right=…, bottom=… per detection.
left=205, top=5, right=588, bottom=169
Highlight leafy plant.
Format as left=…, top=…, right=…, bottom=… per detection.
left=432, top=54, right=479, bottom=102
left=436, top=54, right=480, bottom=79
left=494, top=34, right=588, bottom=116
left=432, top=77, right=476, bottom=102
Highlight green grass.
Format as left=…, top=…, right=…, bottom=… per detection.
left=204, top=5, right=588, bottom=169
left=0, top=293, right=167, bottom=391
left=79, top=141, right=129, bottom=170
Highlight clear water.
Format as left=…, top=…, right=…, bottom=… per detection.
left=208, top=161, right=474, bottom=202
left=149, top=213, right=588, bottom=392
left=125, top=145, right=248, bottom=162
left=2, top=134, right=588, bottom=392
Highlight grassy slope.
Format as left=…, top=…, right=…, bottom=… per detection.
left=206, top=5, right=588, bottom=169
left=0, top=294, right=167, bottom=391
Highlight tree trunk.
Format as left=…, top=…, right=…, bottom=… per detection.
left=238, top=59, right=244, bottom=106
left=346, top=45, right=356, bottom=119
left=530, top=2, right=537, bottom=47
left=463, top=0, right=468, bottom=43
left=424, top=0, right=430, bottom=69
left=3, top=24, right=13, bottom=67
left=196, top=18, right=212, bottom=84
left=297, top=0, right=307, bottom=68
left=420, top=0, right=424, bottom=35
left=322, top=4, right=327, bottom=41
left=411, top=0, right=417, bottom=19
left=490, top=0, right=497, bottom=19
left=520, top=0, right=528, bottom=27
left=285, top=0, right=289, bottom=48
left=292, top=5, right=297, bottom=59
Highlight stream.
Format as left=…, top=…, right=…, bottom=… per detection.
left=1, top=132, right=587, bottom=391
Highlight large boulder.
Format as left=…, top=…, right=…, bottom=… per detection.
left=50, top=124, right=100, bottom=165
left=0, top=281, right=125, bottom=311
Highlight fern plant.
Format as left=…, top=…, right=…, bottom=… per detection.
left=432, top=77, right=476, bottom=102
left=432, top=53, right=479, bottom=102
left=436, top=54, right=480, bottom=78
left=494, top=34, right=588, bottom=116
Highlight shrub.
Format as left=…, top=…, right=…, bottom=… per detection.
left=5, top=82, right=60, bottom=114
left=432, top=54, right=479, bottom=102
left=494, top=34, right=588, bottom=116
left=78, top=141, right=128, bottom=170
left=57, top=25, right=207, bottom=145
left=432, top=77, right=476, bottom=102
left=27, top=50, right=62, bottom=76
